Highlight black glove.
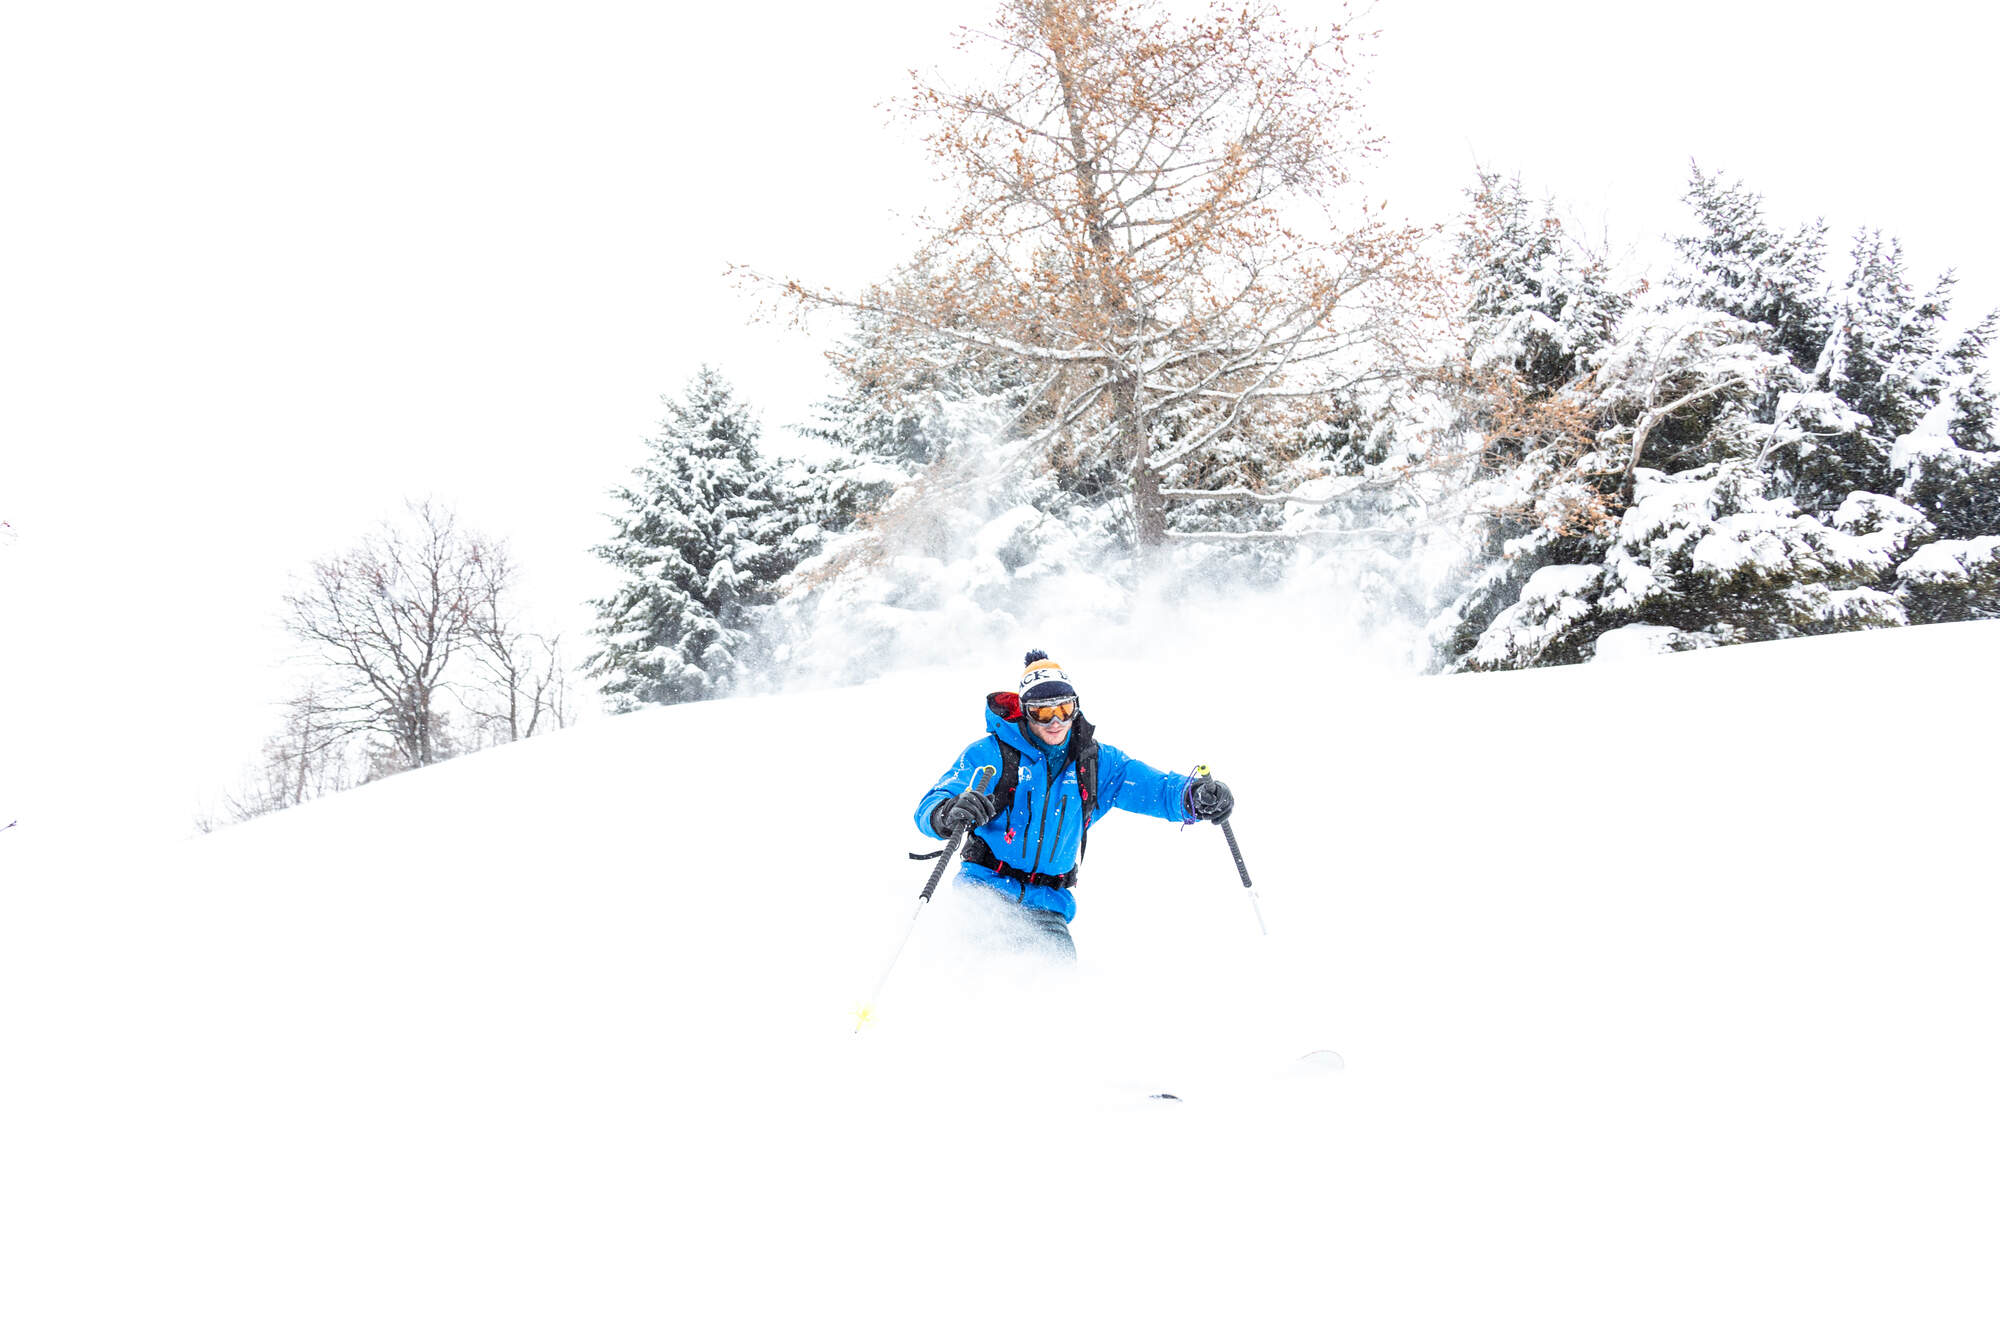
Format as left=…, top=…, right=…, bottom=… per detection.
left=1185, top=775, right=1234, bottom=823
left=932, top=789, right=999, bottom=836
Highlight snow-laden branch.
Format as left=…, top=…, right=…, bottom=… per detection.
left=1162, top=525, right=1411, bottom=543
left=1159, top=486, right=1331, bottom=505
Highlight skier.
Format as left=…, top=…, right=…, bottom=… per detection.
left=913, top=651, right=1236, bottom=960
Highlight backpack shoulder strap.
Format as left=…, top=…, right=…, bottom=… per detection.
left=992, top=737, right=1021, bottom=808
left=1072, top=718, right=1101, bottom=864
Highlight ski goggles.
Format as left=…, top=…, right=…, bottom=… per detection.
left=1024, top=697, right=1078, bottom=724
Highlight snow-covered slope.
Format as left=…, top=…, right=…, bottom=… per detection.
left=5, top=622, right=1996, bottom=1331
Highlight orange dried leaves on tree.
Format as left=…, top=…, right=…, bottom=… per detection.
left=761, top=0, right=1451, bottom=549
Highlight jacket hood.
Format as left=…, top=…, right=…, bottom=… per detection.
left=984, top=691, right=1037, bottom=755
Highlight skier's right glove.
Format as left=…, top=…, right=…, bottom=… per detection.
left=932, top=789, right=999, bottom=836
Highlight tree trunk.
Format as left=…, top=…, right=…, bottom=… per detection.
left=1051, top=40, right=1161, bottom=549
left=1109, top=374, right=1163, bottom=546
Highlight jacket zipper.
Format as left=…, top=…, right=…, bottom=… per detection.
left=1023, top=759, right=1072, bottom=899
left=1023, top=802, right=1068, bottom=902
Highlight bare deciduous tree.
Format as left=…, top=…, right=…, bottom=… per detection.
left=459, top=541, right=571, bottom=747
left=207, top=502, right=576, bottom=830
left=280, top=499, right=488, bottom=775
left=221, top=685, right=360, bottom=822
left=754, top=0, right=1450, bottom=548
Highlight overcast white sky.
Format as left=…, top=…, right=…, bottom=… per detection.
left=4, top=0, right=1995, bottom=840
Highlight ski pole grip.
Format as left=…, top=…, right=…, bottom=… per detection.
left=918, top=764, right=997, bottom=903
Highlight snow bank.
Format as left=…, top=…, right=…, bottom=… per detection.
left=4, top=621, right=1998, bottom=1331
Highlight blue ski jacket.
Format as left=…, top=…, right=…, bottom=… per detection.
left=914, top=692, right=1196, bottom=922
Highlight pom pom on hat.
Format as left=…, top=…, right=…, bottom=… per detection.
left=1019, top=649, right=1077, bottom=703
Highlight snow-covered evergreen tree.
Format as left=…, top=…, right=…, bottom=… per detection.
left=586, top=368, right=803, bottom=709
left=800, top=322, right=992, bottom=477
left=1462, top=170, right=1629, bottom=397
left=1431, top=165, right=2000, bottom=672
left=1895, top=429, right=2000, bottom=544
left=1941, top=313, right=1997, bottom=453
left=1428, top=173, right=1643, bottom=667
left=1827, top=236, right=1950, bottom=442
left=790, top=316, right=1050, bottom=542
left=1456, top=463, right=1919, bottom=669
left=1881, top=304, right=2000, bottom=607
left=1669, top=167, right=1833, bottom=378
left=1661, top=170, right=1855, bottom=489
left=1772, top=232, right=1956, bottom=512
left=1894, top=535, right=2000, bottom=623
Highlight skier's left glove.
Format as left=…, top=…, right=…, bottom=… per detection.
left=1185, top=775, right=1234, bottom=823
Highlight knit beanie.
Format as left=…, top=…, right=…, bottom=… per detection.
left=1019, top=650, right=1077, bottom=705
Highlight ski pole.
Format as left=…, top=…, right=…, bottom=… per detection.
left=1196, top=764, right=1265, bottom=935
left=853, top=764, right=997, bottom=1033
